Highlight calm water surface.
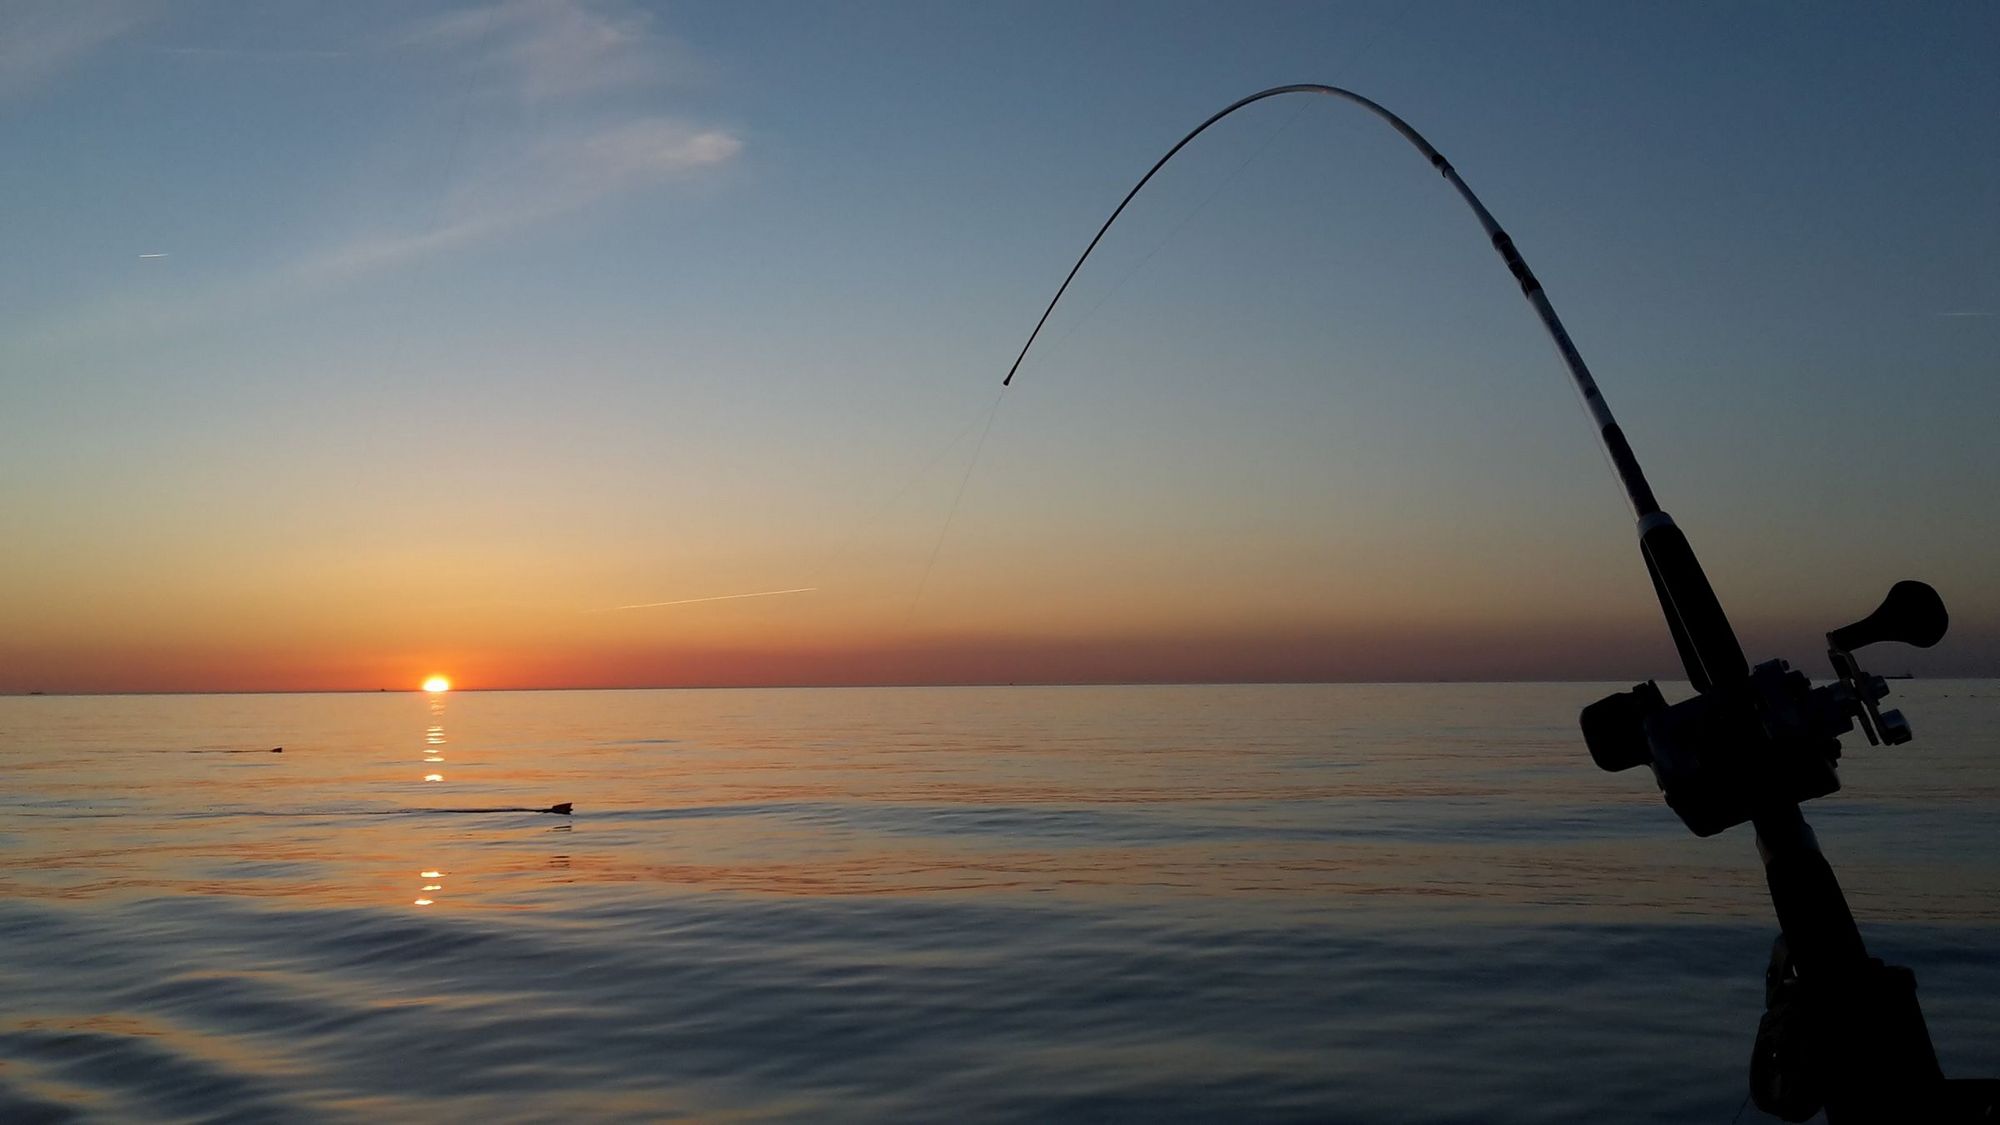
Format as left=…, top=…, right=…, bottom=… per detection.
left=2, top=683, right=1996, bottom=1122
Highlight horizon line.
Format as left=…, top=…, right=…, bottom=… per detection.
left=5, top=673, right=1984, bottom=698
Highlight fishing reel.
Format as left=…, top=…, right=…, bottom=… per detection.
left=999, top=81, right=1985, bottom=1120
left=1581, top=581, right=1949, bottom=837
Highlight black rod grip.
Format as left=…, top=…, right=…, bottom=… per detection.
left=1639, top=517, right=1748, bottom=693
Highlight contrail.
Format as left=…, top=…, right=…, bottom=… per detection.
left=139, top=253, right=170, bottom=259
left=611, top=587, right=817, bottom=611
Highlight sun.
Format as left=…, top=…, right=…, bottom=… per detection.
left=421, top=676, right=451, bottom=693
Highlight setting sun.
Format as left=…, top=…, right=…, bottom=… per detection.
left=421, top=676, right=451, bottom=693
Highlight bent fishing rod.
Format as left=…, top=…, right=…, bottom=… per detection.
left=1003, top=84, right=1991, bottom=1123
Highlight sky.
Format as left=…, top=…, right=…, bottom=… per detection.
left=1, top=0, right=1995, bottom=693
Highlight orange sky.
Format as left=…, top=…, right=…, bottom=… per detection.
left=9, top=612, right=1991, bottom=695
left=5, top=4, right=1994, bottom=694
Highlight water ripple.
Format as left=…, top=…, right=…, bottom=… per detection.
left=1, top=683, right=1995, bottom=1121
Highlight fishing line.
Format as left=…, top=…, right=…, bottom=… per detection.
left=904, top=386, right=1008, bottom=625
left=598, top=386, right=1002, bottom=618
left=854, top=388, right=1010, bottom=525
left=778, top=383, right=1013, bottom=615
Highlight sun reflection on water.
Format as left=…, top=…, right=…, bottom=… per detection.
left=413, top=694, right=450, bottom=907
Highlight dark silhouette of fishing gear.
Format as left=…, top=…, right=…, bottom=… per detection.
left=1004, top=83, right=1995, bottom=1123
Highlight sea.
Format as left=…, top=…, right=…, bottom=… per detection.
left=1, top=682, right=1995, bottom=1123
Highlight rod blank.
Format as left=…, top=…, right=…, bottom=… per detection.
left=1004, top=84, right=1662, bottom=520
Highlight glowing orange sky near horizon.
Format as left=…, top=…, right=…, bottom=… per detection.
left=2, top=494, right=1994, bottom=694
left=3, top=6, right=1995, bottom=695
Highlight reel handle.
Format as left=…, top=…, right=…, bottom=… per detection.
left=1828, top=581, right=1948, bottom=653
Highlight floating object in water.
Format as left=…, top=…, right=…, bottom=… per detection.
left=430, top=803, right=573, bottom=815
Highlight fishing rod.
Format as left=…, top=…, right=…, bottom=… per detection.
left=1004, top=84, right=1991, bottom=1122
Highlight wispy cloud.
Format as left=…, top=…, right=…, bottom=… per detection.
left=1932, top=310, right=1993, bottom=319
left=315, top=2, right=738, bottom=278
left=307, top=116, right=740, bottom=280
left=307, top=3, right=740, bottom=283
left=0, top=0, right=145, bottom=99
left=409, top=0, right=692, bottom=102
left=143, top=44, right=351, bottom=61
left=24, top=2, right=741, bottom=349
left=604, top=588, right=820, bottom=612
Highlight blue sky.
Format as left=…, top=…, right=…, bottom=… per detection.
left=1, top=1, right=1995, bottom=690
